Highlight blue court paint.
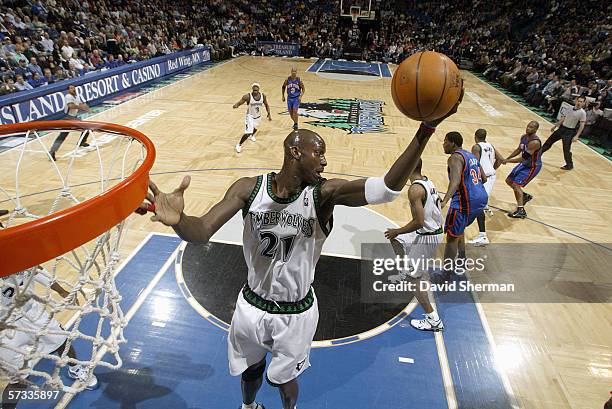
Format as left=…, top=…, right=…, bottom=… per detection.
left=307, top=59, right=325, bottom=73
left=435, top=276, right=514, bottom=409
left=46, top=234, right=449, bottom=409
left=307, top=59, right=392, bottom=78
left=34, top=234, right=511, bottom=409
left=35, top=234, right=181, bottom=409
left=381, top=63, right=392, bottom=77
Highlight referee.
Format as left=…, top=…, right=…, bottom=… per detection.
left=541, top=96, right=586, bottom=170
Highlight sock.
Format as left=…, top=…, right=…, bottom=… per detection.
left=242, top=403, right=256, bottom=409
left=480, top=232, right=487, bottom=238
left=518, top=206, right=524, bottom=210
left=426, top=310, right=440, bottom=321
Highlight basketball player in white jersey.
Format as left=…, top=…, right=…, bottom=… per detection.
left=141, top=91, right=462, bottom=409
left=0, top=266, right=98, bottom=407
left=233, top=83, right=272, bottom=153
left=468, top=129, right=504, bottom=246
left=384, top=159, right=444, bottom=332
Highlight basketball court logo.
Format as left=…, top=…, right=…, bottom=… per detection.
left=281, top=98, right=387, bottom=134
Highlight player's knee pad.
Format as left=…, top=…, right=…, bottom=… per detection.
left=241, top=361, right=265, bottom=382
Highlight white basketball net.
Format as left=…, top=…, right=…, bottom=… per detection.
left=0, top=125, right=146, bottom=393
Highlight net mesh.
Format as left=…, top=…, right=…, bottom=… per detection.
left=0, top=125, right=147, bottom=393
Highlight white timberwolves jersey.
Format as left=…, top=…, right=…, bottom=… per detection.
left=242, top=173, right=330, bottom=302
left=478, top=142, right=496, bottom=177
left=412, top=178, right=443, bottom=234
left=247, top=92, right=264, bottom=119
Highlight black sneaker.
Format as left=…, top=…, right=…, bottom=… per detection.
left=507, top=208, right=527, bottom=219
left=0, top=209, right=8, bottom=217
left=523, top=193, right=533, bottom=205
left=80, top=142, right=90, bottom=148
left=560, top=165, right=573, bottom=170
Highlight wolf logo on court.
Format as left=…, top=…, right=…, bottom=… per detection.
left=280, top=98, right=388, bottom=134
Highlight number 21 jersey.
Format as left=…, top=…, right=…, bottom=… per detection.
left=242, top=173, right=330, bottom=302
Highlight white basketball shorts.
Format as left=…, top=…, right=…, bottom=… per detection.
left=228, top=290, right=319, bottom=384
left=245, top=114, right=261, bottom=135
left=483, top=173, right=496, bottom=197
left=394, top=231, right=443, bottom=278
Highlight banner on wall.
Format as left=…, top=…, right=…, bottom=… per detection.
left=256, top=41, right=300, bottom=57
left=0, top=47, right=210, bottom=125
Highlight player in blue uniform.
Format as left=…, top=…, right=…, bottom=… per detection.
left=441, top=132, right=488, bottom=275
left=282, top=66, right=305, bottom=130
left=503, top=121, right=542, bottom=219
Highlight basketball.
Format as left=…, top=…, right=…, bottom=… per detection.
left=391, top=51, right=462, bottom=121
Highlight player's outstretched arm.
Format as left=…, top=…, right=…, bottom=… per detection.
left=320, top=87, right=463, bottom=208
left=142, top=176, right=255, bottom=244
left=233, top=94, right=249, bottom=109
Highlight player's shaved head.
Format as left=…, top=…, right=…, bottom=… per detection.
left=282, top=129, right=327, bottom=184
left=284, top=129, right=324, bottom=158
left=526, top=120, right=539, bottom=135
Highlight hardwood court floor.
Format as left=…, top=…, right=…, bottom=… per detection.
left=1, top=56, right=610, bottom=409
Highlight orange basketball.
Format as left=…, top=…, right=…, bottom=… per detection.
left=391, top=51, right=462, bottom=121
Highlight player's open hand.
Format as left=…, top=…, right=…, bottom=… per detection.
left=139, top=176, right=191, bottom=226
left=267, top=113, right=272, bottom=121
left=384, top=228, right=400, bottom=240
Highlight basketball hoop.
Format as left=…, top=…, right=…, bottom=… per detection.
left=0, top=120, right=154, bottom=393
left=349, top=5, right=360, bottom=24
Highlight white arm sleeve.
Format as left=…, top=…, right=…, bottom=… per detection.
left=364, top=176, right=402, bottom=204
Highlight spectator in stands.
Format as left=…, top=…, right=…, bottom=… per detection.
left=14, top=59, right=31, bottom=80
left=60, top=40, right=74, bottom=61
left=39, top=32, right=54, bottom=54
left=14, top=74, right=33, bottom=91
left=582, top=102, right=603, bottom=138
left=583, top=82, right=600, bottom=100
left=42, top=67, right=55, bottom=85
left=89, top=49, right=102, bottom=69
left=27, top=56, right=42, bottom=77
left=0, top=78, right=17, bottom=95
left=28, top=71, right=46, bottom=88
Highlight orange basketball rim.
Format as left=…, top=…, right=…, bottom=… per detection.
left=0, top=120, right=155, bottom=277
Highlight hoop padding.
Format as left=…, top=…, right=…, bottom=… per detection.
left=0, top=120, right=155, bottom=277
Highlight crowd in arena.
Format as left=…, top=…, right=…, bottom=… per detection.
left=1, top=0, right=610, bottom=132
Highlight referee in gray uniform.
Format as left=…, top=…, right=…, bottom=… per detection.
left=541, top=95, right=586, bottom=170
left=49, top=84, right=92, bottom=161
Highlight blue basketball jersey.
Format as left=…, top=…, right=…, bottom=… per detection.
left=287, top=77, right=301, bottom=98
left=449, top=149, right=488, bottom=214
left=519, top=134, right=542, bottom=168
